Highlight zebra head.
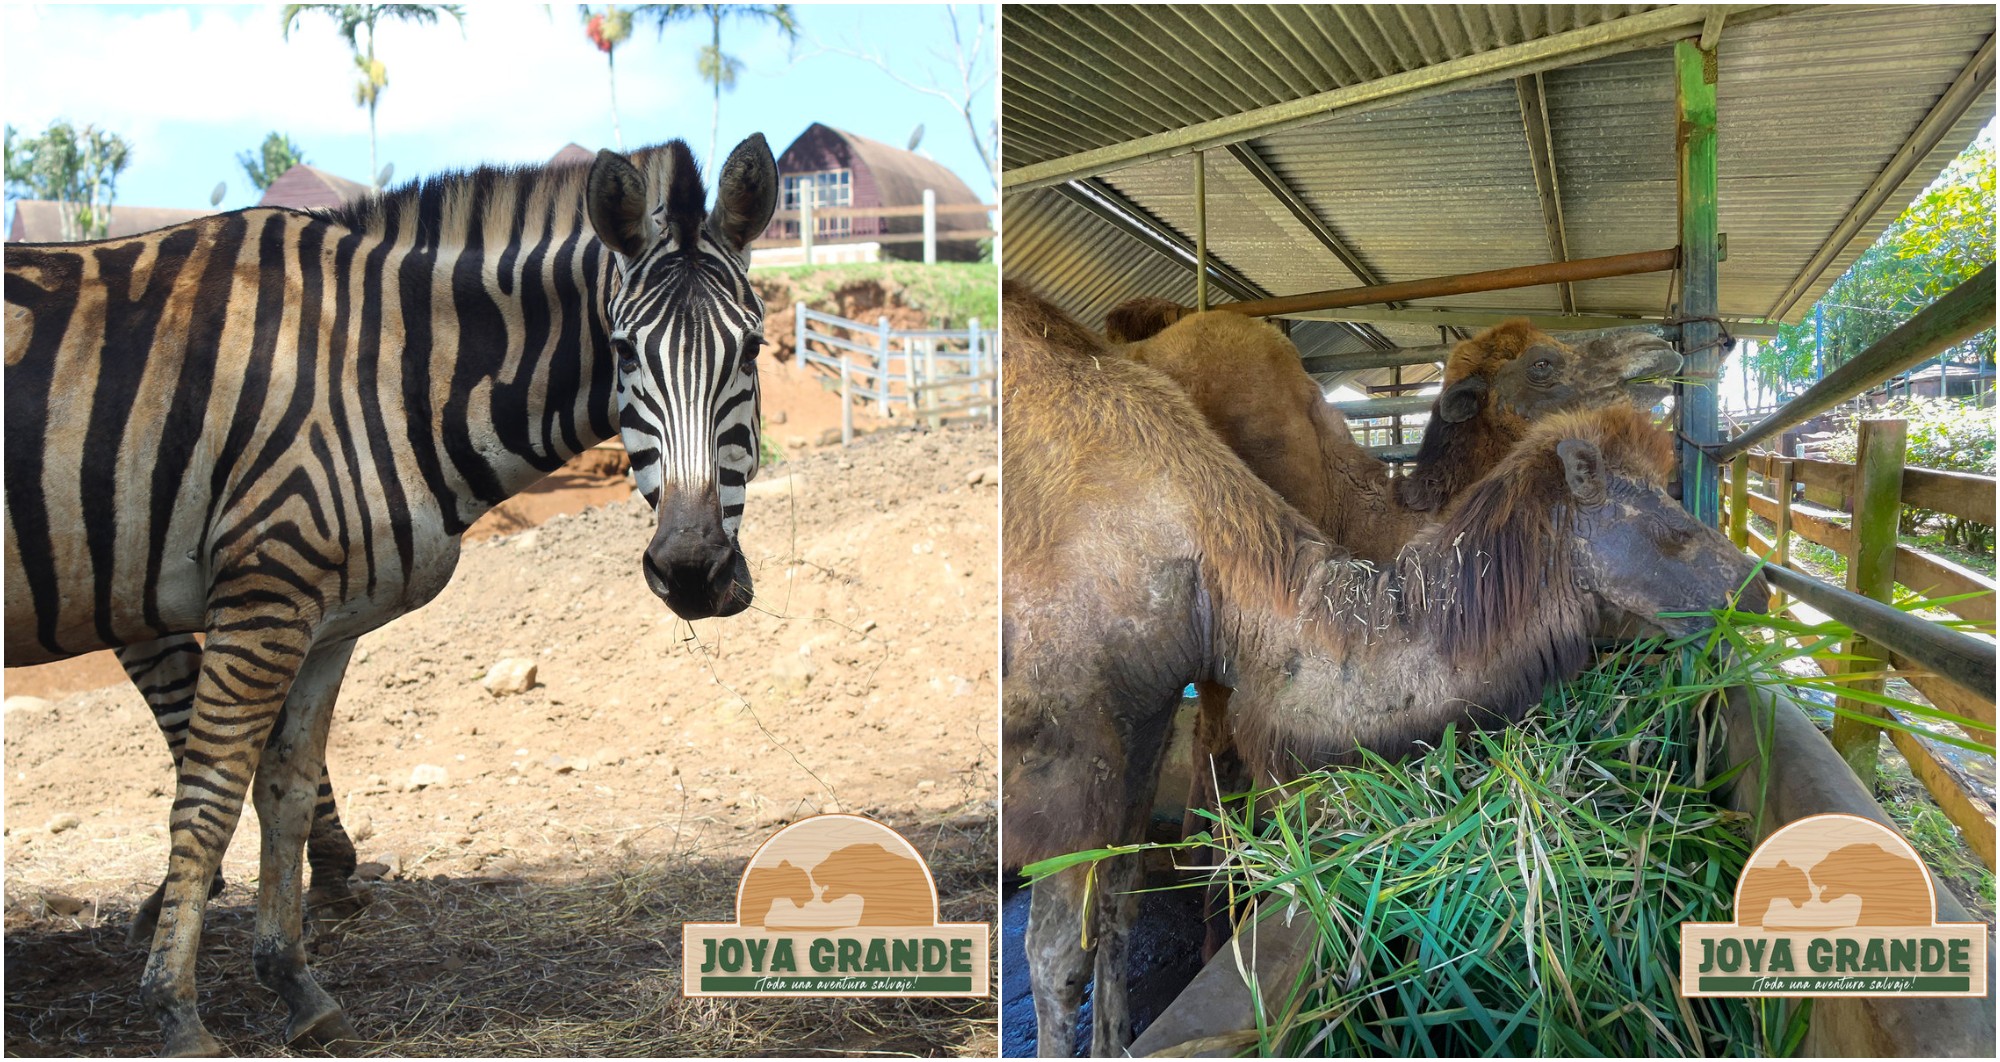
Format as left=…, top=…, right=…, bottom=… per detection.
left=586, top=136, right=778, bottom=621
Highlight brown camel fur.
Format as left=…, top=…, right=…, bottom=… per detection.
left=1001, top=285, right=1765, bottom=1057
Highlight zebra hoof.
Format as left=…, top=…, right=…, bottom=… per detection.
left=286, top=1006, right=362, bottom=1054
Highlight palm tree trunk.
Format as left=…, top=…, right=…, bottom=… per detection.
left=708, top=11, right=721, bottom=173
left=608, top=49, right=624, bottom=150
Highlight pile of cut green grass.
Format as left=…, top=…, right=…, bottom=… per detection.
left=1195, top=645, right=1809, bottom=1057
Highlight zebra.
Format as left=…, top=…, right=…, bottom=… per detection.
left=3, top=134, right=777, bottom=1055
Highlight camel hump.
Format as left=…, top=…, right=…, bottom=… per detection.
left=1812, top=842, right=1934, bottom=925
left=1104, top=297, right=1194, bottom=344
left=813, top=843, right=935, bottom=926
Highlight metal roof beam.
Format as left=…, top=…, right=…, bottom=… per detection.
left=1278, top=305, right=1778, bottom=339
left=1514, top=72, right=1574, bottom=313
left=1223, top=142, right=1384, bottom=288
left=1765, top=32, right=1996, bottom=322
left=1218, top=143, right=1396, bottom=348
left=1001, top=5, right=1814, bottom=192
left=1047, top=179, right=1390, bottom=349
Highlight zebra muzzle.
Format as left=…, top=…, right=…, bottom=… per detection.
left=643, top=496, right=752, bottom=621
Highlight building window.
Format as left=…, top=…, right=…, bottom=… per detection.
left=781, top=170, right=852, bottom=238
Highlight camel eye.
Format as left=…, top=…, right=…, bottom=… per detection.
left=1528, top=356, right=1557, bottom=382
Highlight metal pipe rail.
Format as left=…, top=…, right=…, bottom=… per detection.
left=1718, top=265, right=1996, bottom=460
left=1761, top=563, right=1996, bottom=696
left=1216, top=248, right=1679, bottom=319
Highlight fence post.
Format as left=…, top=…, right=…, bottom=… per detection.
left=1829, top=418, right=1907, bottom=788
left=924, top=336, right=940, bottom=429
left=1772, top=457, right=1795, bottom=612
left=876, top=315, right=892, bottom=417
left=970, top=317, right=989, bottom=422
left=801, top=183, right=815, bottom=266
left=1727, top=452, right=1750, bottom=549
left=922, top=188, right=937, bottom=265
left=906, top=338, right=919, bottom=418
left=793, top=301, right=807, bottom=365
left=839, top=352, right=853, bottom=447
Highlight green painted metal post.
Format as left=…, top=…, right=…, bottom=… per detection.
left=1675, top=40, right=1722, bottom=526
left=1772, top=457, right=1796, bottom=612
left=1727, top=452, right=1750, bottom=549
left=1830, top=418, right=1907, bottom=789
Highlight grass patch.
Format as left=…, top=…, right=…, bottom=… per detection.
left=1179, top=645, right=1807, bottom=1057
left=752, top=262, right=998, bottom=328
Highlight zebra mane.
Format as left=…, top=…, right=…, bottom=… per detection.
left=312, top=141, right=705, bottom=250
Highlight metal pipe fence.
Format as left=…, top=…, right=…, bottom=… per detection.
left=792, top=304, right=996, bottom=445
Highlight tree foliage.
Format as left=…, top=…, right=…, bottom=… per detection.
left=239, top=132, right=310, bottom=191
left=1750, top=127, right=1995, bottom=395
left=4, top=120, right=133, bottom=241
left=634, top=4, right=798, bottom=170
left=1825, top=396, right=1995, bottom=549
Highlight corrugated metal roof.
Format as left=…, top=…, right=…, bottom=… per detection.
left=1001, top=3, right=1995, bottom=371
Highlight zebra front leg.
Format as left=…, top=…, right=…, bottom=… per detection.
left=119, top=636, right=227, bottom=947
left=137, top=611, right=314, bottom=1057
left=251, top=638, right=361, bottom=1050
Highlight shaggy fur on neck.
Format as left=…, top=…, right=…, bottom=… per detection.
left=1225, top=403, right=1675, bottom=777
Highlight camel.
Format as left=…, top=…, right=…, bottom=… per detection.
left=1116, top=307, right=1682, bottom=564
left=1115, top=307, right=1684, bottom=946
left=1000, top=285, right=1766, bottom=1056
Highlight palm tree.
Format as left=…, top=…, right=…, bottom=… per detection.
left=638, top=4, right=798, bottom=172
left=280, top=4, right=466, bottom=190
left=581, top=6, right=635, bottom=149
left=239, top=132, right=310, bottom=191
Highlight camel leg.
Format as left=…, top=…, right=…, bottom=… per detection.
left=1027, top=866, right=1093, bottom=1058
left=1088, top=854, right=1142, bottom=1056
left=1183, top=681, right=1243, bottom=960
left=249, top=638, right=362, bottom=1051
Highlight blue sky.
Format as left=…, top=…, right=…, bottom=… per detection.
left=4, top=3, right=996, bottom=221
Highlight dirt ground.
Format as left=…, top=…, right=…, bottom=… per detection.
left=2, top=417, right=1000, bottom=1056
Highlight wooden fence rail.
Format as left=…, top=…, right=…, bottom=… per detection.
left=1720, top=423, right=1995, bottom=868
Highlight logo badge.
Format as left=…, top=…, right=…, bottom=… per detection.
left=683, top=814, right=991, bottom=997
left=1681, top=813, right=1987, bottom=997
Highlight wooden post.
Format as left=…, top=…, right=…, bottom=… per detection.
left=1830, top=418, right=1907, bottom=788
left=1676, top=39, right=1722, bottom=526
left=1773, top=457, right=1796, bottom=612
left=839, top=353, right=853, bottom=446
left=1194, top=150, right=1208, bottom=312
left=800, top=183, right=815, bottom=265
left=876, top=315, right=891, bottom=417
left=922, top=188, right=937, bottom=265
left=1727, top=452, right=1750, bottom=549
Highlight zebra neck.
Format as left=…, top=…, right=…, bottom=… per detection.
left=409, top=221, right=622, bottom=536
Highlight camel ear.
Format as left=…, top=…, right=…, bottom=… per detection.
left=1437, top=374, right=1488, bottom=423
left=587, top=149, right=652, bottom=260
left=708, top=133, right=778, bottom=256
left=1557, top=438, right=1607, bottom=506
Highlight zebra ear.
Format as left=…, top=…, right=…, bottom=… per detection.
left=587, top=149, right=652, bottom=260
left=708, top=133, right=778, bottom=257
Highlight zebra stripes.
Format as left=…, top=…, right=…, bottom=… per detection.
left=2, top=134, right=778, bottom=1054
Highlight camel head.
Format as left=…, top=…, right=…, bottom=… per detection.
left=1524, top=404, right=1768, bottom=636
left=1432, top=321, right=1683, bottom=425
left=1401, top=322, right=1682, bottom=513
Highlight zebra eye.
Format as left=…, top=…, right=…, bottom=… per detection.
left=740, top=334, right=763, bottom=372
left=614, top=338, right=640, bottom=373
